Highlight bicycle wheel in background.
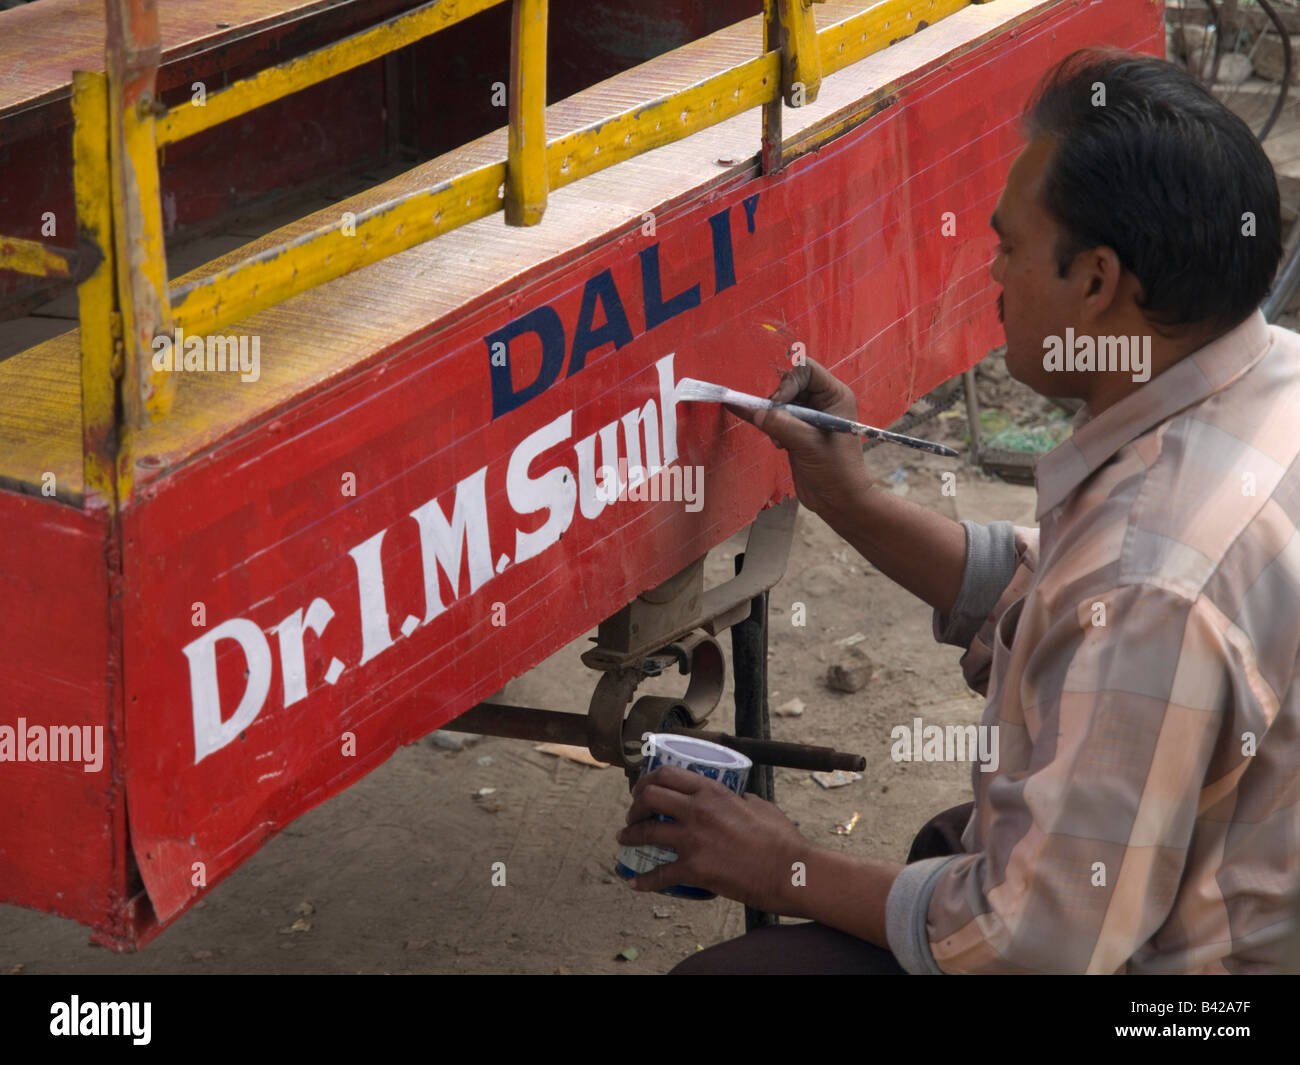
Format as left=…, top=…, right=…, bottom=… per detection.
left=1166, top=0, right=1300, bottom=324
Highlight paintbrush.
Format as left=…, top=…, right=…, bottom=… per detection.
left=676, top=377, right=959, bottom=458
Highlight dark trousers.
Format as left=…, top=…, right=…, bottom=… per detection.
left=668, top=801, right=973, bottom=974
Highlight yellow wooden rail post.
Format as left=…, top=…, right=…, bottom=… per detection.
left=505, top=0, right=548, bottom=226
left=105, top=0, right=175, bottom=438
left=779, top=0, right=824, bottom=108
left=761, top=0, right=783, bottom=174
left=73, top=70, right=120, bottom=509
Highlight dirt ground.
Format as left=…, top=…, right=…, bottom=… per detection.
left=0, top=357, right=1042, bottom=975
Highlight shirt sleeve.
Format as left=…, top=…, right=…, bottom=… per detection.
left=890, top=583, right=1242, bottom=974
left=932, top=520, right=1039, bottom=697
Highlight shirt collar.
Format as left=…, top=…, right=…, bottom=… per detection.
left=1033, top=309, right=1274, bottom=519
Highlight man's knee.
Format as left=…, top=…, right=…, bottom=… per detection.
left=907, top=801, right=974, bottom=863
left=668, top=921, right=906, bottom=974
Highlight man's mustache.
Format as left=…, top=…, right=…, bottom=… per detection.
left=997, top=291, right=1004, bottom=323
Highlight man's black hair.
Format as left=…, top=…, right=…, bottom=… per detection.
left=1024, top=48, right=1282, bottom=329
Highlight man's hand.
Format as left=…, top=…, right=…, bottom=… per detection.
left=726, top=359, right=875, bottom=523
left=616, top=766, right=811, bottom=913
left=727, top=358, right=968, bottom=617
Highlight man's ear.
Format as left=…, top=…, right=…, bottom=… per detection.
left=1077, top=245, right=1124, bottom=324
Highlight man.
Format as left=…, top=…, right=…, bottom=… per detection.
left=615, top=48, right=1300, bottom=973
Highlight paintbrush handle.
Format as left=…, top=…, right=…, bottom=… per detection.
left=772, top=401, right=959, bottom=458
left=851, top=423, right=960, bottom=458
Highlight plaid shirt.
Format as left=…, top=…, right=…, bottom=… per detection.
left=885, top=309, right=1300, bottom=973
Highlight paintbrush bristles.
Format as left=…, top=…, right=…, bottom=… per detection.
left=675, top=378, right=771, bottom=411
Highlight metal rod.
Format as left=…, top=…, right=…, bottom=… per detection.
left=678, top=728, right=866, bottom=773
left=451, top=703, right=589, bottom=745
left=963, top=367, right=982, bottom=466
left=1255, top=0, right=1291, bottom=143
left=731, top=551, right=779, bottom=930
left=732, top=554, right=775, bottom=794
left=449, top=702, right=865, bottom=772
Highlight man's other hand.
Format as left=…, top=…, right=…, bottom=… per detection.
left=616, top=765, right=810, bottom=913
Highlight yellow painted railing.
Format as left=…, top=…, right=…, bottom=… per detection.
left=3, top=0, right=975, bottom=509
left=0, top=235, right=73, bottom=278
left=154, top=0, right=507, bottom=147
left=166, top=0, right=969, bottom=340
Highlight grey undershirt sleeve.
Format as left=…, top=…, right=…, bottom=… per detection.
left=885, top=855, right=959, bottom=974
left=932, top=519, right=1019, bottom=649
left=891, top=527, right=1015, bottom=972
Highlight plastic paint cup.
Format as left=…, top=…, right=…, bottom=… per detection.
left=614, top=733, right=752, bottom=899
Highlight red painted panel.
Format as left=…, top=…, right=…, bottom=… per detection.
left=0, top=493, right=133, bottom=936
left=117, top=0, right=1164, bottom=929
